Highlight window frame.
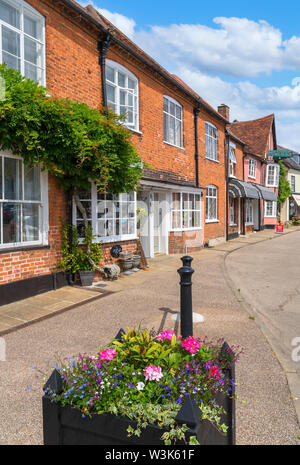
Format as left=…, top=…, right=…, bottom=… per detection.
left=229, top=197, right=235, bottom=225
left=264, top=200, right=277, bottom=218
left=105, top=59, right=139, bottom=132
left=73, top=183, right=137, bottom=244
left=291, top=175, right=296, bottom=193
left=205, top=122, right=219, bottom=162
left=266, top=163, right=279, bottom=187
left=0, top=0, right=46, bottom=86
left=163, top=95, right=183, bottom=149
left=248, top=158, right=257, bottom=179
left=171, top=191, right=201, bottom=231
left=229, top=144, right=236, bottom=177
left=245, top=199, right=254, bottom=225
left=0, top=150, right=48, bottom=249
left=205, top=185, right=218, bottom=222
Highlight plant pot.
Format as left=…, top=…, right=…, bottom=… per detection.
left=120, top=258, right=133, bottom=271
left=132, top=255, right=141, bottom=268
left=78, top=270, right=95, bottom=286
left=42, top=341, right=235, bottom=445
left=42, top=388, right=233, bottom=445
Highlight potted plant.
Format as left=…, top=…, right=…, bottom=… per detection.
left=42, top=327, right=240, bottom=445
left=57, top=223, right=102, bottom=287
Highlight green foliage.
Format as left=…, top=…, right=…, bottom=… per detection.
left=57, top=222, right=102, bottom=273
left=278, top=161, right=292, bottom=207
left=0, top=64, right=142, bottom=193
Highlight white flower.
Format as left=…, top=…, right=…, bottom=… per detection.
left=136, top=382, right=145, bottom=391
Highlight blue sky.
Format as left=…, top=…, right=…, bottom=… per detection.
left=79, top=1, right=300, bottom=151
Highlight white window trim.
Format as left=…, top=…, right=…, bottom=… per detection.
left=245, top=199, right=254, bottom=225
left=205, top=122, right=219, bottom=162
left=229, top=197, right=235, bottom=225
left=105, top=59, right=139, bottom=132
left=205, top=184, right=218, bottom=221
left=163, top=95, right=183, bottom=149
left=291, top=175, right=296, bottom=193
left=170, top=191, right=202, bottom=232
left=248, top=158, right=257, bottom=179
left=0, top=150, right=48, bottom=249
left=264, top=200, right=277, bottom=217
left=73, top=183, right=137, bottom=244
left=266, top=163, right=279, bottom=187
left=0, top=0, right=46, bottom=86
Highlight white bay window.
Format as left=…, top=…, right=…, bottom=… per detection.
left=74, top=185, right=137, bottom=242
left=0, top=152, right=48, bottom=248
left=171, top=192, right=201, bottom=230
left=266, top=164, right=279, bottom=187
left=0, top=0, right=45, bottom=85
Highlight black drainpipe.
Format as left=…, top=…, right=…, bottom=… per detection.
left=225, top=134, right=230, bottom=241
left=67, top=187, right=74, bottom=285
left=193, top=105, right=201, bottom=188
left=242, top=154, right=246, bottom=235
left=98, top=33, right=112, bottom=116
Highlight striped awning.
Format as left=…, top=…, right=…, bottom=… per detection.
left=254, top=185, right=277, bottom=202
left=228, top=178, right=260, bottom=199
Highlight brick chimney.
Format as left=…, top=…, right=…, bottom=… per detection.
left=218, top=104, right=230, bottom=121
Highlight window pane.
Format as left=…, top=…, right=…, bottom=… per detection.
left=106, top=199, right=114, bottom=218
left=76, top=220, right=92, bottom=238
left=175, top=119, right=182, bottom=147
left=127, top=110, right=133, bottom=123
left=122, top=218, right=128, bottom=234
left=169, top=115, right=175, bottom=144
left=2, top=25, right=20, bottom=57
left=121, top=202, right=129, bottom=218
left=194, top=211, right=200, bottom=227
left=4, top=157, right=22, bottom=200
left=118, top=72, right=126, bottom=87
left=128, top=219, right=135, bottom=235
left=172, top=211, right=180, bottom=229
left=106, top=84, right=115, bottom=103
left=23, top=203, right=39, bottom=241
left=164, top=113, right=168, bottom=141
left=169, top=101, right=175, bottom=116
left=120, top=90, right=126, bottom=105
left=3, top=202, right=21, bottom=243
left=76, top=201, right=92, bottom=219
left=24, top=62, right=43, bottom=83
left=97, top=199, right=106, bottom=219
left=163, top=97, right=169, bottom=112
left=182, top=211, right=188, bottom=228
left=24, top=14, right=41, bottom=40
left=2, top=50, right=20, bottom=71
left=24, top=37, right=42, bottom=66
left=175, top=105, right=181, bottom=120
left=106, top=66, right=115, bottom=83
left=0, top=0, right=20, bottom=28
left=128, top=78, right=136, bottom=90
left=98, top=219, right=106, bottom=237
left=172, top=193, right=180, bottom=210
left=24, top=165, right=40, bottom=201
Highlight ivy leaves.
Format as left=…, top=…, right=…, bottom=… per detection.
left=0, top=64, right=142, bottom=194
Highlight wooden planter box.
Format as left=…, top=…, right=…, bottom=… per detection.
left=42, top=343, right=235, bottom=445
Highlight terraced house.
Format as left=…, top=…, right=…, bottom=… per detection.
left=0, top=0, right=281, bottom=305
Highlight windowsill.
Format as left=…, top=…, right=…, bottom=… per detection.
left=205, top=219, right=219, bottom=223
left=265, top=215, right=276, bottom=218
left=163, top=141, right=185, bottom=151
left=127, top=127, right=143, bottom=136
left=90, top=235, right=138, bottom=244
left=248, top=175, right=256, bottom=180
left=0, top=244, right=50, bottom=254
left=229, top=223, right=237, bottom=227
left=205, top=157, right=219, bottom=163
left=266, top=184, right=278, bottom=188
left=171, top=227, right=202, bottom=232
left=245, top=222, right=254, bottom=226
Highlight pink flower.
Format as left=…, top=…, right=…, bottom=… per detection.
left=181, top=337, right=201, bottom=354
left=144, top=365, right=163, bottom=381
left=156, top=331, right=175, bottom=342
left=99, top=349, right=117, bottom=361
left=208, top=365, right=221, bottom=379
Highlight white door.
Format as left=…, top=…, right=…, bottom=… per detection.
left=154, top=193, right=163, bottom=254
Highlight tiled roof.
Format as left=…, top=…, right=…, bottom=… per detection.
left=62, top=1, right=227, bottom=123
left=142, top=168, right=202, bottom=188
left=228, top=114, right=275, bottom=157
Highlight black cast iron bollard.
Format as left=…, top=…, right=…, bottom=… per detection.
left=177, top=255, right=194, bottom=339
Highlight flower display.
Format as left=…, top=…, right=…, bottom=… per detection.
left=44, top=327, right=241, bottom=445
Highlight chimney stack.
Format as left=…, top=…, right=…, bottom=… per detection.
left=218, top=104, right=230, bottom=121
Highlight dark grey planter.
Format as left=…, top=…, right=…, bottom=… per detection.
left=78, top=270, right=95, bottom=286
left=42, top=342, right=235, bottom=445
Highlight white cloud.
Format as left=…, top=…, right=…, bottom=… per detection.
left=76, top=4, right=300, bottom=151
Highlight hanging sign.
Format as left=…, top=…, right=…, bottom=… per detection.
left=266, top=150, right=295, bottom=161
